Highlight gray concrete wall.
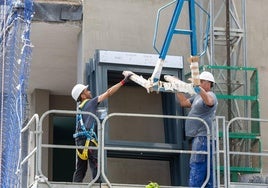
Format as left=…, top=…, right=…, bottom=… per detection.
left=247, top=0, right=268, bottom=173
left=82, top=0, right=187, bottom=62
left=82, top=0, right=159, bottom=60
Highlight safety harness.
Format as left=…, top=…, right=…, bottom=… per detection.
left=73, top=101, right=98, bottom=160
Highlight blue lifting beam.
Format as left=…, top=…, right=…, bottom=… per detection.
left=123, top=0, right=210, bottom=94
left=151, top=0, right=210, bottom=83
left=157, top=0, right=198, bottom=60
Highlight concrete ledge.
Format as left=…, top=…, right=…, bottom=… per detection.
left=230, top=182, right=268, bottom=188
left=239, top=173, right=268, bottom=184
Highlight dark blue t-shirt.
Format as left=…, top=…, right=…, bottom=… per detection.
left=76, top=96, right=99, bottom=133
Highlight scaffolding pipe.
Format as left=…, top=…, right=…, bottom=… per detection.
left=226, top=0, right=232, bottom=121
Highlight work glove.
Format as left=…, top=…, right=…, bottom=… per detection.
left=193, top=86, right=201, bottom=94
left=120, top=72, right=133, bottom=86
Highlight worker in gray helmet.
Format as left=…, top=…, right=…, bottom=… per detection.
left=176, top=71, right=218, bottom=188
left=71, top=72, right=132, bottom=183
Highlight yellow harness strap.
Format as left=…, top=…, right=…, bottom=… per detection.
left=76, top=139, right=98, bottom=160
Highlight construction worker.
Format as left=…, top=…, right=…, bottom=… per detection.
left=71, top=72, right=132, bottom=183
left=176, top=71, right=218, bottom=187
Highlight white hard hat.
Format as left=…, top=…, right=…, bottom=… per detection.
left=200, top=71, right=215, bottom=83
left=71, top=84, right=88, bottom=101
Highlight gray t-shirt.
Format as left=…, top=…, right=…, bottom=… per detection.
left=185, top=91, right=218, bottom=137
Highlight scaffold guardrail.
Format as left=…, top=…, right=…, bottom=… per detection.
left=20, top=110, right=268, bottom=188
left=225, top=117, right=268, bottom=188
left=101, top=113, right=212, bottom=188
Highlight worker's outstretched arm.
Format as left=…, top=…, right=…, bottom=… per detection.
left=176, top=93, right=192, bottom=108
left=98, top=73, right=132, bottom=103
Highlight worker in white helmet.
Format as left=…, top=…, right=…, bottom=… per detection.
left=176, top=71, right=218, bottom=188
left=71, top=72, right=132, bottom=183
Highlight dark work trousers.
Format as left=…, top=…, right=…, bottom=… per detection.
left=73, top=138, right=100, bottom=183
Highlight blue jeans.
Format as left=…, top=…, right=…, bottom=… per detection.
left=189, top=136, right=214, bottom=187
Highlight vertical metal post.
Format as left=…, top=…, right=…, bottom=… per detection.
left=226, top=0, right=232, bottom=121
left=188, top=0, right=197, bottom=56
left=209, top=0, right=214, bottom=66
left=224, top=118, right=230, bottom=188
left=242, top=1, right=249, bottom=118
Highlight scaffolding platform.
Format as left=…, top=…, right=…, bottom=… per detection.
left=31, top=181, right=268, bottom=188
left=30, top=181, right=186, bottom=188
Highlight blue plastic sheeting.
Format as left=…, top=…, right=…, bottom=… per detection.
left=0, top=0, right=34, bottom=187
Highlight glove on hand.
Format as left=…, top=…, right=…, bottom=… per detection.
left=120, top=73, right=132, bottom=86
left=194, top=86, right=201, bottom=94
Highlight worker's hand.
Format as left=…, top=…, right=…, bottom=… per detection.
left=193, top=86, right=201, bottom=94
left=123, top=73, right=132, bottom=83
left=121, top=71, right=133, bottom=85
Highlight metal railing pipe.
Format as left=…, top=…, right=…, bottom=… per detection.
left=38, top=110, right=101, bottom=188
left=101, top=112, right=211, bottom=188
left=226, top=117, right=268, bottom=187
